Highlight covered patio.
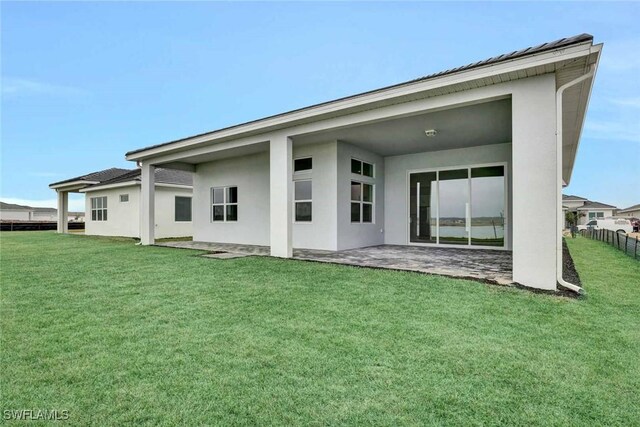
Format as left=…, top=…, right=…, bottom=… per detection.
left=156, top=241, right=513, bottom=285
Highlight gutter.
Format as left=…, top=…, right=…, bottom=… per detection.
left=556, top=64, right=595, bottom=295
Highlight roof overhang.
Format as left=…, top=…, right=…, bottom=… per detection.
left=126, top=37, right=601, bottom=185
left=80, top=181, right=192, bottom=193
left=49, top=180, right=99, bottom=191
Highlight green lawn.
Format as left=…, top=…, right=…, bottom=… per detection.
left=1, top=232, right=639, bottom=425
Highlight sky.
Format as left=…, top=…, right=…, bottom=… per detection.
left=1, top=1, right=639, bottom=212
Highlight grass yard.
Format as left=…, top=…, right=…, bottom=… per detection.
left=1, top=232, right=639, bottom=425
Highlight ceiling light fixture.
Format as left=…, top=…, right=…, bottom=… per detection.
left=424, top=129, right=438, bottom=137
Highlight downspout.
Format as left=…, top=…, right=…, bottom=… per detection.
left=556, top=65, right=595, bottom=294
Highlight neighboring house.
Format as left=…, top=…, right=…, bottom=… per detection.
left=0, top=202, right=69, bottom=222
left=79, top=168, right=193, bottom=239
left=68, top=212, right=86, bottom=222
left=116, top=34, right=602, bottom=292
left=616, top=204, right=640, bottom=218
left=562, top=195, right=617, bottom=226
left=50, top=167, right=193, bottom=239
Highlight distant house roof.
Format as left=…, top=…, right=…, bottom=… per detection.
left=126, top=33, right=594, bottom=157
left=617, top=204, right=640, bottom=213
left=84, top=168, right=193, bottom=190
left=32, top=207, right=57, bottom=213
left=0, top=201, right=33, bottom=210
left=562, top=194, right=587, bottom=201
left=577, top=201, right=617, bottom=210
left=49, top=168, right=134, bottom=188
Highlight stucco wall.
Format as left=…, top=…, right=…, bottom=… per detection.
left=384, top=143, right=512, bottom=249
left=0, top=210, right=31, bottom=221
left=85, top=185, right=192, bottom=238
left=336, top=141, right=385, bottom=250
left=193, top=152, right=271, bottom=245
left=292, top=141, right=338, bottom=250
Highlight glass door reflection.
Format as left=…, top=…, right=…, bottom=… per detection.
left=438, top=169, right=469, bottom=245
left=409, top=172, right=437, bottom=244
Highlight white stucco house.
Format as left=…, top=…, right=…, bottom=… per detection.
left=616, top=204, right=640, bottom=219
left=0, top=201, right=82, bottom=222
left=56, top=34, right=600, bottom=292
left=563, top=194, right=617, bottom=226
left=50, top=167, right=193, bottom=239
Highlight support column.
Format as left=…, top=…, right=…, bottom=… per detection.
left=140, top=163, right=155, bottom=245
left=511, top=74, right=557, bottom=290
left=56, top=190, right=68, bottom=233
left=269, top=135, right=293, bottom=257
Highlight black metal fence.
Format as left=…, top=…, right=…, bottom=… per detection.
left=580, top=229, right=639, bottom=260
left=0, top=221, right=85, bottom=232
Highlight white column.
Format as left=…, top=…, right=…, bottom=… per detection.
left=511, top=74, right=557, bottom=290
left=56, top=190, right=68, bottom=233
left=269, top=135, right=293, bottom=257
left=140, top=163, right=155, bottom=245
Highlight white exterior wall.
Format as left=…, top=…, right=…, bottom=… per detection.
left=384, top=143, right=512, bottom=248
left=578, top=209, right=615, bottom=224
left=0, top=210, right=31, bottom=221
left=511, top=74, right=557, bottom=290
left=85, top=185, right=192, bottom=238
left=193, top=152, right=271, bottom=245
left=336, top=142, right=385, bottom=250
left=292, top=141, right=338, bottom=250
left=618, top=209, right=640, bottom=218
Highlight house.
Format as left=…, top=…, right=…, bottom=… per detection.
left=616, top=204, right=640, bottom=219
left=50, top=167, right=193, bottom=238
left=58, top=34, right=601, bottom=292
left=0, top=202, right=80, bottom=222
left=562, top=194, right=617, bottom=226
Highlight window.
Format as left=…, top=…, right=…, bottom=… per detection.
left=351, top=181, right=373, bottom=223
left=588, top=212, right=605, bottom=219
left=90, top=196, right=107, bottom=221
left=175, top=196, right=192, bottom=222
left=351, top=159, right=374, bottom=177
left=587, top=220, right=597, bottom=226
left=294, top=157, right=312, bottom=173
left=294, top=180, right=312, bottom=222
left=212, top=186, right=238, bottom=222
left=119, top=194, right=129, bottom=202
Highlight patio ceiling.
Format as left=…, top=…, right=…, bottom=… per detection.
left=292, top=98, right=512, bottom=156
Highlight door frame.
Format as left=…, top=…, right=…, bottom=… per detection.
left=405, top=161, right=509, bottom=250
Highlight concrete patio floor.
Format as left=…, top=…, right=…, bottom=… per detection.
left=155, top=241, right=513, bottom=285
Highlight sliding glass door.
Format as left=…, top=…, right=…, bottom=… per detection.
left=409, top=165, right=505, bottom=248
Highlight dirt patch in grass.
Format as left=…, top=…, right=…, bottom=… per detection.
left=562, top=238, right=582, bottom=288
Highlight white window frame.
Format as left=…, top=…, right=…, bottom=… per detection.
left=119, top=194, right=129, bottom=202
left=90, top=196, right=108, bottom=221
left=351, top=158, right=375, bottom=178
left=350, top=181, right=374, bottom=224
left=588, top=211, right=604, bottom=219
left=294, top=179, right=312, bottom=223
left=293, top=156, right=313, bottom=175
left=211, top=186, right=238, bottom=222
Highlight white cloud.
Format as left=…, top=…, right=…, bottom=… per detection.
left=1, top=197, right=85, bottom=212
left=1, top=77, right=86, bottom=97
left=609, top=97, right=640, bottom=108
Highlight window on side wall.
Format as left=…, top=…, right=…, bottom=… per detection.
left=212, top=186, right=238, bottom=222
left=351, top=158, right=374, bottom=177
left=350, top=181, right=373, bottom=223
left=175, top=196, right=192, bottom=222
left=90, top=196, right=108, bottom=221
left=294, top=157, right=312, bottom=173
left=119, top=194, right=129, bottom=202
left=294, top=180, right=312, bottom=222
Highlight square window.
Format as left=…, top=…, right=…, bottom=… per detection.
left=226, top=204, right=238, bottom=221
left=226, top=187, right=238, bottom=204
left=294, top=157, right=312, bottom=172
left=351, top=181, right=361, bottom=201
left=351, top=203, right=361, bottom=222
left=295, top=202, right=312, bottom=222
left=295, top=180, right=312, bottom=200
left=363, top=162, right=374, bottom=177
left=213, top=205, right=224, bottom=221
left=351, top=159, right=362, bottom=174
left=362, top=204, right=373, bottom=223
left=120, top=194, right=129, bottom=202
left=363, top=184, right=373, bottom=202
left=213, top=188, right=224, bottom=204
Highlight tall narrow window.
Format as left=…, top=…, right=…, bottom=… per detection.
left=175, top=196, right=192, bottom=222
left=90, top=196, right=108, bottom=221
left=350, top=181, right=373, bottom=223
left=212, top=186, right=238, bottom=222
left=294, top=180, right=312, bottom=222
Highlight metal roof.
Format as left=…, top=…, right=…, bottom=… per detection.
left=126, top=33, right=594, bottom=157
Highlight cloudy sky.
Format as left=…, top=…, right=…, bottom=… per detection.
left=2, top=2, right=639, bottom=212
